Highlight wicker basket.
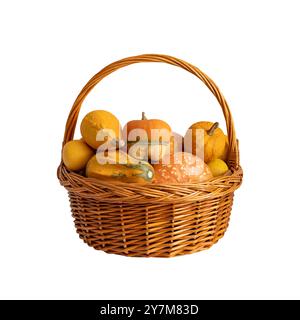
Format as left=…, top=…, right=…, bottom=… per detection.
left=57, top=54, right=243, bottom=257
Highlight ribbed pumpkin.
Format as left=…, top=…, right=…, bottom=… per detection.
left=123, top=112, right=172, bottom=163
left=185, top=121, right=228, bottom=163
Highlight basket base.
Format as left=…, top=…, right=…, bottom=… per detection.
left=69, top=192, right=234, bottom=258
left=80, top=232, right=226, bottom=258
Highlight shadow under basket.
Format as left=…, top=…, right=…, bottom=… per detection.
left=57, top=54, right=243, bottom=257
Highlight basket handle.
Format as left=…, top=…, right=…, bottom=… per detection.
left=62, top=54, right=239, bottom=168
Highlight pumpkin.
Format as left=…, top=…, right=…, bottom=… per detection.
left=153, top=152, right=212, bottom=184
left=86, top=150, right=154, bottom=183
left=124, top=112, right=171, bottom=142
left=62, top=140, right=94, bottom=171
left=123, top=112, right=172, bottom=163
left=80, top=110, right=122, bottom=150
left=185, top=121, right=228, bottom=163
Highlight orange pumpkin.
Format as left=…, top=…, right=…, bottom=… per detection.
left=124, top=112, right=172, bottom=162
left=124, top=112, right=171, bottom=142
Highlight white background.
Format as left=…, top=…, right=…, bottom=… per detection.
left=0, top=0, right=299, bottom=299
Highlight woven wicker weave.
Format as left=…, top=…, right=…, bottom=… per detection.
left=57, top=54, right=243, bottom=257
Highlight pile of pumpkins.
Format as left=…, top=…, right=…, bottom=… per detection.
left=62, top=110, right=230, bottom=184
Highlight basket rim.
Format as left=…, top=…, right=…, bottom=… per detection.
left=57, top=162, right=243, bottom=204
left=58, top=161, right=241, bottom=186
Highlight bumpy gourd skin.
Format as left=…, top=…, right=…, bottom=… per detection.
left=86, top=151, right=154, bottom=183
left=63, top=140, right=94, bottom=171
left=185, top=121, right=228, bottom=163
left=153, top=152, right=213, bottom=184
left=80, top=110, right=121, bottom=149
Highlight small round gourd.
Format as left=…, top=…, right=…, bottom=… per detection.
left=63, top=140, right=94, bottom=171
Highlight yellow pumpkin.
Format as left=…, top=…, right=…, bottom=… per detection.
left=80, top=110, right=122, bottom=149
left=185, top=121, right=228, bottom=163
left=86, top=150, right=154, bottom=183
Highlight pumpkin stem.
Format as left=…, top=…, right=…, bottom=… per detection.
left=142, top=112, right=147, bottom=120
left=207, top=122, right=219, bottom=136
